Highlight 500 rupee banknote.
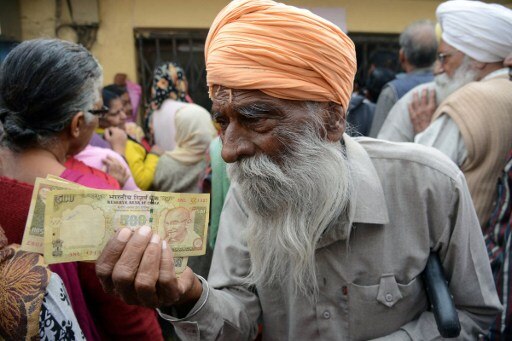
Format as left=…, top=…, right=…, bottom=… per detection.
left=43, top=189, right=209, bottom=264
left=21, top=177, right=82, bottom=253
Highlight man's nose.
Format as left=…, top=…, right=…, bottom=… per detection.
left=433, top=60, right=443, bottom=75
left=221, top=125, right=255, bottom=163
left=120, top=110, right=127, bottom=120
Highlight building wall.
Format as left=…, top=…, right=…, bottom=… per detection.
left=20, top=0, right=55, bottom=40
left=18, top=0, right=509, bottom=85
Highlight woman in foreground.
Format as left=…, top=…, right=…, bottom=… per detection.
left=0, top=39, right=163, bottom=340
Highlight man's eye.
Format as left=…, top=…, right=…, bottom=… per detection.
left=214, top=115, right=229, bottom=129
left=242, top=116, right=267, bottom=125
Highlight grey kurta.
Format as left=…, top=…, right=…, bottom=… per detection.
left=368, top=85, right=397, bottom=138
left=160, top=135, right=501, bottom=340
left=377, top=81, right=436, bottom=143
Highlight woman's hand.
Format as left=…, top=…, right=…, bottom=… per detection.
left=103, top=156, right=129, bottom=187
left=150, top=144, right=164, bottom=156
left=104, top=127, right=127, bottom=156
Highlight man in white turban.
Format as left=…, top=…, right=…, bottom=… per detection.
left=94, top=1, right=501, bottom=340
left=378, top=0, right=512, bottom=226
left=378, top=1, right=512, bottom=137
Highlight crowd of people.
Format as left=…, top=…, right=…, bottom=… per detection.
left=0, top=39, right=216, bottom=339
left=0, top=0, right=511, bottom=340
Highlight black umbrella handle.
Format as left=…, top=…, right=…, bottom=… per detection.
left=422, top=252, right=461, bottom=338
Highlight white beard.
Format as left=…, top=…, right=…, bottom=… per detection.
left=227, top=122, right=353, bottom=299
left=435, top=56, right=479, bottom=104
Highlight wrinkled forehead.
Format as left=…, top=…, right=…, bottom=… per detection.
left=210, top=85, right=298, bottom=112
left=212, top=85, right=268, bottom=104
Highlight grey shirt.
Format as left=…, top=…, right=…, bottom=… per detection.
left=160, top=135, right=501, bottom=340
left=369, top=69, right=434, bottom=138
left=368, top=85, right=396, bottom=138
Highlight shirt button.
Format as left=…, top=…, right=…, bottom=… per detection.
left=385, top=293, right=393, bottom=302
left=323, top=310, right=331, bottom=319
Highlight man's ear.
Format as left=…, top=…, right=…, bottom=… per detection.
left=69, top=112, right=85, bottom=138
left=324, top=103, right=345, bottom=142
left=399, top=48, right=406, bottom=65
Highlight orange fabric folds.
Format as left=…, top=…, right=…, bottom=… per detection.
left=205, top=0, right=357, bottom=109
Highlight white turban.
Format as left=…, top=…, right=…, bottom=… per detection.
left=436, top=0, right=512, bottom=63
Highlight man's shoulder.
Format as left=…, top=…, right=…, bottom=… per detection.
left=156, top=155, right=194, bottom=178
left=450, top=75, right=512, bottom=101
left=375, top=83, right=436, bottom=142
left=354, top=136, right=462, bottom=181
left=156, top=154, right=176, bottom=167
left=437, top=77, right=512, bottom=122
left=398, top=81, right=436, bottom=102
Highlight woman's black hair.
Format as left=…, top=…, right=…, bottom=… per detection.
left=0, top=38, right=102, bottom=151
left=103, top=84, right=128, bottom=97
left=102, top=89, right=121, bottom=110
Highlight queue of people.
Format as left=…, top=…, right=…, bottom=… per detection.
left=0, top=0, right=511, bottom=340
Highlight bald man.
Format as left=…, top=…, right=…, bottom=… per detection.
left=368, top=20, right=437, bottom=137
left=95, top=1, right=500, bottom=340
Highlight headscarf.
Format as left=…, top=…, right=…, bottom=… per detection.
left=205, top=0, right=357, bottom=110
left=166, top=103, right=217, bottom=165
left=437, top=0, right=512, bottom=63
left=148, top=62, right=192, bottom=112
left=126, top=80, right=142, bottom=121
left=152, top=100, right=188, bottom=151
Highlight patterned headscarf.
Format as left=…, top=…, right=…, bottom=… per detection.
left=149, top=62, right=190, bottom=112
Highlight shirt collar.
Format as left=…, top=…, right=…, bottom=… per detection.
left=410, top=67, right=433, bottom=75
left=317, top=135, right=389, bottom=248
left=483, top=68, right=509, bottom=81
left=345, top=135, right=389, bottom=225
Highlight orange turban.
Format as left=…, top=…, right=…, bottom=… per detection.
left=205, top=0, right=357, bottom=110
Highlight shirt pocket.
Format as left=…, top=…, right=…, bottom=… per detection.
left=348, top=274, right=428, bottom=340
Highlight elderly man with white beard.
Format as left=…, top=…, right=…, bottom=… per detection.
left=95, top=0, right=501, bottom=340
left=378, top=1, right=512, bottom=142
left=379, top=0, right=512, bottom=226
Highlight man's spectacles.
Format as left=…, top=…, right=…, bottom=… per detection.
left=88, top=106, right=109, bottom=118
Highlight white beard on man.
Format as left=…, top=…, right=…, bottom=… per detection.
left=227, top=110, right=353, bottom=300
left=435, top=55, right=479, bottom=104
